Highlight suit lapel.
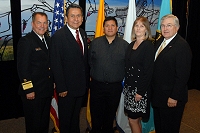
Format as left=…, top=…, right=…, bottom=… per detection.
left=64, top=26, right=85, bottom=56
left=161, top=35, right=178, bottom=54
left=44, top=35, right=50, bottom=55
left=79, top=28, right=88, bottom=55
left=155, top=35, right=178, bottom=60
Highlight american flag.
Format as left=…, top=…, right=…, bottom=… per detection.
left=50, top=89, right=59, bottom=132
left=51, top=0, right=64, bottom=35
left=50, top=0, right=65, bottom=132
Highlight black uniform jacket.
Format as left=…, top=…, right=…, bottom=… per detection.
left=17, top=31, right=54, bottom=98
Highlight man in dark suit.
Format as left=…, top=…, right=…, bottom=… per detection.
left=50, top=4, right=89, bottom=133
left=17, top=12, right=54, bottom=133
left=151, top=14, right=192, bottom=133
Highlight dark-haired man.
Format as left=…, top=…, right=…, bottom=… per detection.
left=50, top=4, right=89, bottom=133
left=89, top=16, right=129, bottom=133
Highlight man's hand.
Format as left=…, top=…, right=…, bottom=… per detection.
left=26, top=92, right=35, bottom=100
left=167, top=97, right=177, bottom=107
left=59, top=91, right=68, bottom=97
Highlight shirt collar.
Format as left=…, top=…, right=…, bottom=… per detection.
left=103, top=35, right=117, bottom=44
left=67, top=24, right=79, bottom=35
left=32, top=30, right=44, bottom=40
left=164, top=33, right=177, bottom=45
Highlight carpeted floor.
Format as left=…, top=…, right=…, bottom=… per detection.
left=0, top=89, right=200, bottom=133
left=180, top=89, right=200, bottom=133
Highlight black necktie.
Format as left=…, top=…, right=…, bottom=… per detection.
left=42, top=38, right=48, bottom=49
left=76, top=30, right=83, bottom=54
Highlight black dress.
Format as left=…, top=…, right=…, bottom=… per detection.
left=123, top=40, right=154, bottom=119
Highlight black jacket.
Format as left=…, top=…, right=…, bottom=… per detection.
left=17, top=31, right=54, bottom=98
left=151, top=34, right=192, bottom=108
left=50, top=25, right=89, bottom=97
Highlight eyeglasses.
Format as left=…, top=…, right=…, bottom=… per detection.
left=160, top=24, right=175, bottom=29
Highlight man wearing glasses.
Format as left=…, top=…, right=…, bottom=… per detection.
left=152, top=14, right=192, bottom=133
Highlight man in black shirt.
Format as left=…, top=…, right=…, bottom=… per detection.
left=88, top=16, right=129, bottom=133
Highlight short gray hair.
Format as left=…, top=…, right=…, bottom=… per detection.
left=161, top=14, right=180, bottom=28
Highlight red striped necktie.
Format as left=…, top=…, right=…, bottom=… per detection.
left=76, top=30, right=83, bottom=54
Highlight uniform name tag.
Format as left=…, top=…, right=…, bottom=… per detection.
left=22, top=81, right=33, bottom=90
